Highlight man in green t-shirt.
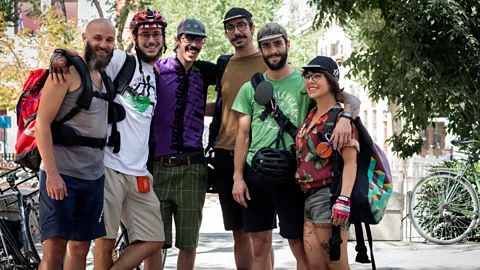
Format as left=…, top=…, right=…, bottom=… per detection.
left=231, top=22, right=360, bottom=269
left=231, top=22, right=309, bottom=270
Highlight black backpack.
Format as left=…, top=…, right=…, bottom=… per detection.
left=323, top=109, right=392, bottom=270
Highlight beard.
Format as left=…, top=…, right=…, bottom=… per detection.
left=84, top=41, right=113, bottom=70
left=263, top=50, right=288, bottom=70
left=136, top=41, right=163, bottom=63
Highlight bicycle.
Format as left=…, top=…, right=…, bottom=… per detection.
left=408, top=139, right=480, bottom=244
left=0, top=166, right=41, bottom=269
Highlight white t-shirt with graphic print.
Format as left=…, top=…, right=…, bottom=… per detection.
left=104, top=50, right=156, bottom=176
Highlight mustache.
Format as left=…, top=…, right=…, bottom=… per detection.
left=268, top=53, right=281, bottom=59
left=144, top=41, right=159, bottom=47
left=185, top=45, right=200, bottom=52
left=231, top=34, right=247, bottom=42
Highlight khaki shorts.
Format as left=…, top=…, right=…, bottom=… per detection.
left=103, top=167, right=165, bottom=242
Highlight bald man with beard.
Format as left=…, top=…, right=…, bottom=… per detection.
left=35, top=18, right=115, bottom=270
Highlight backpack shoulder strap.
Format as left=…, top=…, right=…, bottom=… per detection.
left=365, top=224, right=376, bottom=269
left=251, top=72, right=274, bottom=121
left=250, top=72, right=264, bottom=89
left=113, top=53, right=136, bottom=94
left=58, top=56, right=93, bottom=123
left=324, top=108, right=343, bottom=135
left=354, top=222, right=372, bottom=265
left=100, top=70, right=121, bottom=153
left=208, top=54, right=233, bottom=146
left=214, top=54, right=233, bottom=93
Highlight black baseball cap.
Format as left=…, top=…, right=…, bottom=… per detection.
left=223, top=7, right=253, bottom=23
left=177, top=18, right=207, bottom=37
left=302, top=56, right=340, bottom=79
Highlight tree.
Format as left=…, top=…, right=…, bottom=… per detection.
left=152, top=0, right=281, bottom=101
left=0, top=0, right=42, bottom=27
left=280, top=1, right=322, bottom=69
left=153, top=0, right=280, bottom=63
left=308, top=0, right=480, bottom=158
left=0, top=7, right=82, bottom=110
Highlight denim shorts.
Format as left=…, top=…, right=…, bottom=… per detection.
left=39, top=170, right=106, bottom=242
left=304, top=187, right=333, bottom=224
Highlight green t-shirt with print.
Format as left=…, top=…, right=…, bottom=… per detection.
left=232, top=69, right=310, bottom=166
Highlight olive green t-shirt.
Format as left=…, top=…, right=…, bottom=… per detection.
left=232, top=69, right=310, bottom=165
left=215, top=51, right=268, bottom=150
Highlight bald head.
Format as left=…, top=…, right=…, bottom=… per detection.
left=85, top=18, right=115, bottom=37
left=82, top=18, right=115, bottom=70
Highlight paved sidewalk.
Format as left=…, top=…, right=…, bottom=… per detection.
left=32, top=197, right=480, bottom=269
left=159, top=200, right=480, bottom=270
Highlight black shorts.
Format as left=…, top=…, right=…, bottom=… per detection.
left=242, top=164, right=305, bottom=239
left=214, top=149, right=244, bottom=230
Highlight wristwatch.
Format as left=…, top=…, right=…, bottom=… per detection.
left=340, top=111, right=353, bottom=121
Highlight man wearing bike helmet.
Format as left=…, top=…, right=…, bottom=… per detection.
left=93, top=9, right=168, bottom=270
left=49, top=9, right=168, bottom=270
left=152, top=18, right=216, bottom=270
left=231, top=22, right=361, bottom=269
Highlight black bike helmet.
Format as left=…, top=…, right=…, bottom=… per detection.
left=251, top=146, right=296, bottom=185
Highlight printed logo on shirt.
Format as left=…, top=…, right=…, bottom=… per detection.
left=123, top=75, right=156, bottom=115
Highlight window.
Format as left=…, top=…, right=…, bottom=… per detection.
left=383, top=121, right=388, bottom=154
left=330, top=43, right=337, bottom=56
left=363, top=110, right=368, bottom=128
left=433, top=122, right=445, bottom=150
left=420, top=130, right=429, bottom=150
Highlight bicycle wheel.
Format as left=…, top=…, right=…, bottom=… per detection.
left=409, top=173, right=479, bottom=244
left=0, top=219, right=29, bottom=267
left=25, top=203, right=41, bottom=264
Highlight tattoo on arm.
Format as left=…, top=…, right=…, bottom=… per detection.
left=343, top=92, right=361, bottom=118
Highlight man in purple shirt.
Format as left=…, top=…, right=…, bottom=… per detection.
left=152, top=18, right=215, bottom=270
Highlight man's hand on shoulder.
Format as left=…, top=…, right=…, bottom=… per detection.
left=49, top=49, right=78, bottom=85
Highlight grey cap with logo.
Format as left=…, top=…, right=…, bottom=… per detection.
left=257, top=22, right=288, bottom=43
left=177, top=18, right=207, bottom=37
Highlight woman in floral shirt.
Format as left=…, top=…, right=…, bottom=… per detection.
left=296, top=56, right=360, bottom=270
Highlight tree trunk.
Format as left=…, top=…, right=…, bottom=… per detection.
left=57, top=0, right=67, bottom=21
left=125, top=41, right=134, bottom=53
left=91, top=0, right=104, bottom=18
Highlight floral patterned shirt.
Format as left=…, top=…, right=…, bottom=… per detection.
left=295, top=104, right=360, bottom=189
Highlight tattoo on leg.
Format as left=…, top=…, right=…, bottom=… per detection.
left=315, top=224, right=332, bottom=229
left=304, top=227, right=313, bottom=238
left=304, top=240, right=313, bottom=253
left=320, top=241, right=330, bottom=255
